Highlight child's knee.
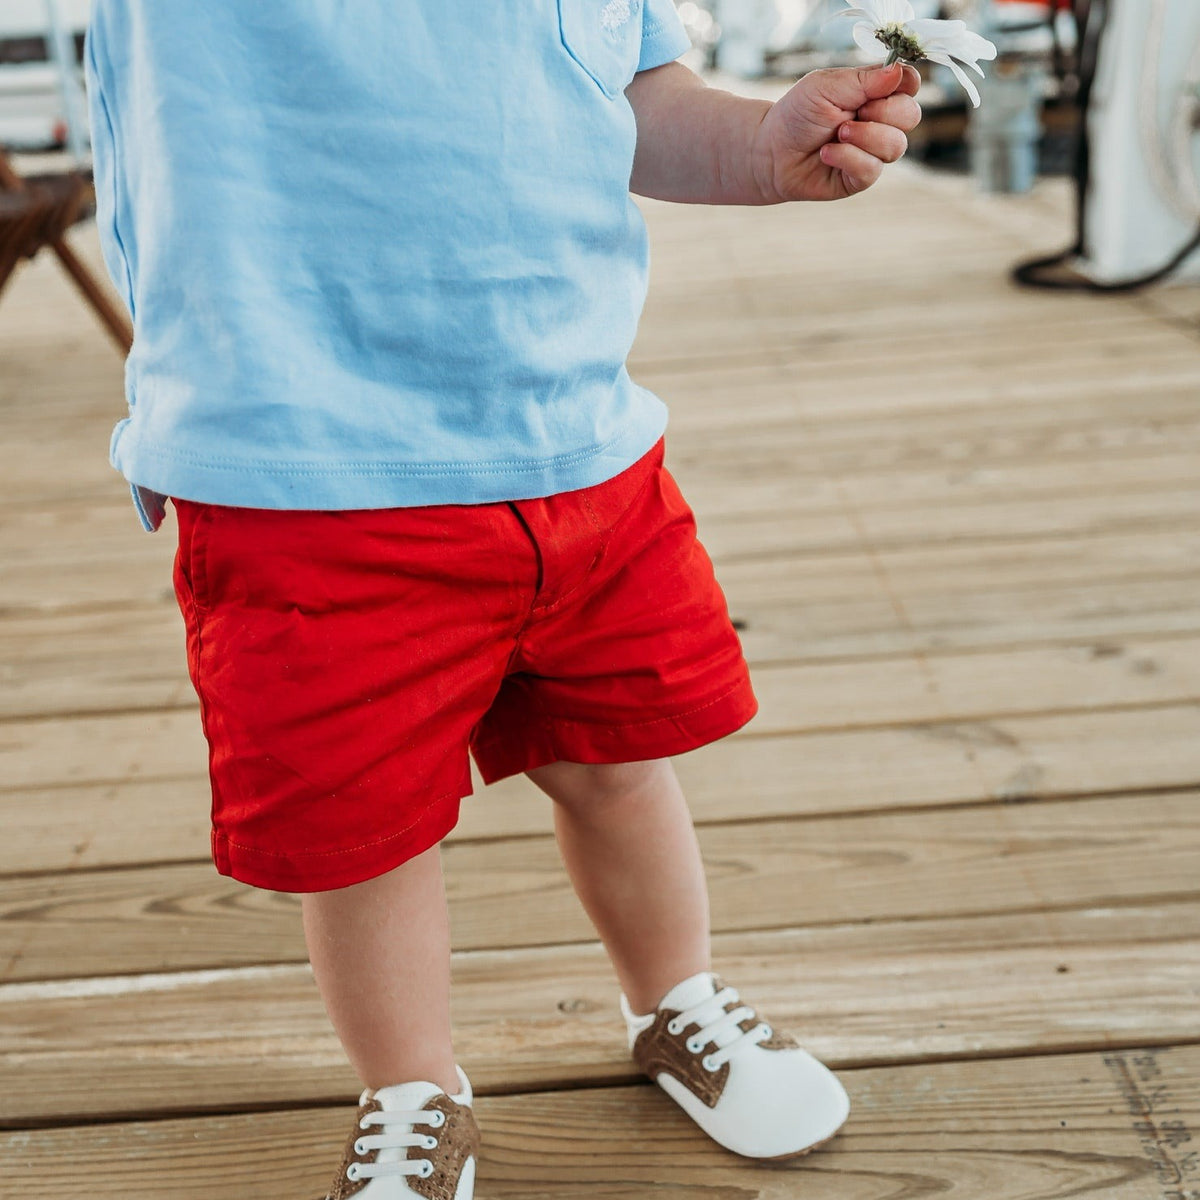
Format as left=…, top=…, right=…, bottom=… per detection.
left=529, top=758, right=676, bottom=811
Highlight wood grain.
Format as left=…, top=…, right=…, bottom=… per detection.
left=3, top=145, right=1200, bottom=1200
left=3, top=1045, right=1197, bottom=1198
left=7, top=591, right=1200, bottom=725
left=1, top=904, right=1197, bottom=1123
left=5, top=702, right=1200, bottom=873
left=2, top=792, right=1198, bottom=981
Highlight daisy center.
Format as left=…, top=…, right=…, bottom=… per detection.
left=875, top=22, right=926, bottom=64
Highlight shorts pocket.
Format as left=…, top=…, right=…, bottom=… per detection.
left=173, top=499, right=216, bottom=617
left=558, top=0, right=643, bottom=98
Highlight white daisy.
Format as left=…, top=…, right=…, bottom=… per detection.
left=833, top=0, right=998, bottom=108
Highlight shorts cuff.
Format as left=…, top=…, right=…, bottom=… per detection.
left=471, top=678, right=758, bottom=785
left=211, top=789, right=465, bottom=893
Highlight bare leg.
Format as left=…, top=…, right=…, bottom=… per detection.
left=526, top=758, right=711, bottom=1015
left=301, top=842, right=460, bottom=1095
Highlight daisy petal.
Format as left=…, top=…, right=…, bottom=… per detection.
left=908, top=18, right=963, bottom=41
left=938, top=53, right=982, bottom=107
left=911, top=19, right=997, bottom=64
left=852, top=21, right=888, bottom=57
left=936, top=33, right=998, bottom=64
left=880, top=0, right=917, bottom=23
left=960, top=29, right=999, bottom=59
left=909, top=18, right=967, bottom=36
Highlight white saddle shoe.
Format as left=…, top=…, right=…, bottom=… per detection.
left=325, top=1064, right=478, bottom=1199
left=621, top=971, right=850, bottom=1160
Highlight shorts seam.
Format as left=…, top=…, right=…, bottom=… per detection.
left=214, top=787, right=465, bottom=861
left=527, top=450, right=662, bottom=619
left=475, top=677, right=750, bottom=751
left=189, top=503, right=215, bottom=616
left=550, top=678, right=749, bottom=732
left=528, top=568, right=595, bottom=618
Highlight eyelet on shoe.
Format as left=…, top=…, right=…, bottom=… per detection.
left=346, top=1163, right=362, bottom=1182
left=667, top=1018, right=684, bottom=1035
left=418, top=1159, right=435, bottom=1178
left=354, top=1138, right=369, bottom=1156
left=426, top=1109, right=446, bottom=1128
left=701, top=1054, right=719, bottom=1072
left=686, top=1037, right=704, bottom=1053
left=422, top=1135, right=438, bottom=1150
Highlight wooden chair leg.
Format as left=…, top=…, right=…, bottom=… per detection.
left=50, top=233, right=133, bottom=354
left=0, top=198, right=55, bottom=301
left=0, top=152, right=134, bottom=355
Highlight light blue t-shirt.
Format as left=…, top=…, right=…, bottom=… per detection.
left=84, top=2, right=691, bottom=531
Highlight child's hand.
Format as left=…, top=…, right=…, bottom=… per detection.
left=753, top=62, right=923, bottom=203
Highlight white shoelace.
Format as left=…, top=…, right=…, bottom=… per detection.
left=666, top=985, right=771, bottom=1072
left=345, top=1106, right=446, bottom=1183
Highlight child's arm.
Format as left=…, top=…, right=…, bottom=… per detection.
left=625, top=60, right=922, bottom=205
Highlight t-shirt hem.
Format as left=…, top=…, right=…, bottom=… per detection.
left=638, top=20, right=693, bottom=72
left=115, top=409, right=670, bottom=532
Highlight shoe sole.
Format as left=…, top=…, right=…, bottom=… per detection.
left=650, top=1071, right=849, bottom=1163
left=744, top=1119, right=846, bottom=1162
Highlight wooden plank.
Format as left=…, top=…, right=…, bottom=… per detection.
left=5, top=703, right=1200, bottom=873
left=733, top=575, right=1200, bottom=663
left=8, top=336, right=1196, bottom=456
left=663, top=367, right=1200, bottom=450
left=0, top=304, right=1185, bottom=458
left=631, top=297, right=1196, bottom=378
left=3, top=1045, right=1197, bottom=1198
left=11, top=472, right=1200, bottom=713
left=2, top=792, right=1197, bottom=981
left=8, top=503, right=1200, bottom=649
left=1142, top=282, right=1200, bottom=332
left=15, top=487, right=1200, bottom=626
left=11, top=440, right=1200, bottom=588
left=9, top=560, right=1200, bottom=721
left=0, top=904, right=1196, bottom=1122
left=5, top=336, right=1196, bottom=484
left=712, top=529, right=1200, bottom=607
left=748, top=635, right=1200, bottom=732
left=695, top=490, right=1200, bottom=568
left=682, top=444, right=1200, bottom=512
left=8, top=388, right=1200, bottom=556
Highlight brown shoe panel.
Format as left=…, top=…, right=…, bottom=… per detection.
left=632, top=979, right=802, bottom=1111
left=325, top=1092, right=479, bottom=1200
left=326, top=1097, right=381, bottom=1200
left=632, top=1008, right=730, bottom=1108
left=409, top=1094, right=481, bottom=1200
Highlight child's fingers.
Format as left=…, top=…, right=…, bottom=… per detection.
left=897, top=64, right=922, bottom=96
left=818, top=140, right=885, bottom=191
left=855, top=93, right=922, bottom=133
left=816, top=61, right=904, bottom=114
left=835, top=119, right=908, bottom=164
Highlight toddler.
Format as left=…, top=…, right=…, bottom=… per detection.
left=83, top=2, right=920, bottom=1196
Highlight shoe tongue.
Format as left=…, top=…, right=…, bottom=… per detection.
left=659, top=970, right=718, bottom=1013
left=661, top=971, right=752, bottom=1051
left=370, top=1079, right=445, bottom=1113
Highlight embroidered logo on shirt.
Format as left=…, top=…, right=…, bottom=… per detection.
left=600, top=0, right=633, bottom=32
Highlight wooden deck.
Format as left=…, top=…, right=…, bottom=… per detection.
left=3, top=154, right=1200, bottom=1198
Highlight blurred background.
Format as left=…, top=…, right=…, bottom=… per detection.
left=5, top=0, right=1199, bottom=293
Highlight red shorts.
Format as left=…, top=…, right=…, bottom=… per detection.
left=171, top=437, right=757, bottom=892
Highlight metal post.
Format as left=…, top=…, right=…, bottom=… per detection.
left=966, top=0, right=1047, bottom=193
left=712, top=0, right=779, bottom=78
left=43, top=0, right=87, bottom=162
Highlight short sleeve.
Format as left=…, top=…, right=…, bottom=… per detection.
left=638, top=0, right=692, bottom=72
